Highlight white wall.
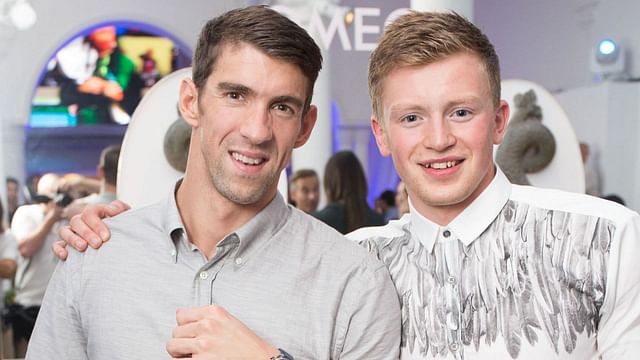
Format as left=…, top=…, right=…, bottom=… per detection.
left=556, top=82, right=640, bottom=210
left=475, top=0, right=640, bottom=92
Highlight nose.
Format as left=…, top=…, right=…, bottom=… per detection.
left=308, top=190, right=319, bottom=201
left=240, top=106, right=273, bottom=144
left=423, top=117, right=455, bottom=152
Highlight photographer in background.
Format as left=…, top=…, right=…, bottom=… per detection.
left=8, top=173, right=69, bottom=357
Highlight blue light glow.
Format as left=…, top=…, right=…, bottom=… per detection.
left=598, top=39, right=617, bottom=55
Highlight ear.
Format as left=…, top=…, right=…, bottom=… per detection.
left=492, top=100, right=510, bottom=145
left=371, top=115, right=391, bottom=157
left=179, top=79, right=200, bottom=128
left=293, top=105, right=318, bottom=148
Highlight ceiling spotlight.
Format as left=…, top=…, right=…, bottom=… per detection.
left=9, top=0, right=36, bottom=30
left=0, top=0, right=37, bottom=30
left=591, top=38, right=626, bottom=80
left=596, top=39, right=619, bottom=63
left=344, top=8, right=354, bottom=26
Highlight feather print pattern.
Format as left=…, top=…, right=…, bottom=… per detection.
left=361, top=200, right=613, bottom=359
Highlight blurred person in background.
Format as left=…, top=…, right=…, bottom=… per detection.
left=313, top=151, right=384, bottom=234
left=6, top=178, right=20, bottom=225
left=374, top=189, right=399, bottom=222
left=580, top=142, right=603, bottom=197
left=395, top=180, right=410, bottom=218
left=288, top=168, right=320, bottom=214
left=0, top=199, right=18, bottom=357
left=65, top=145, right=121, bottom=218
left=7, top=173, right=67, bottom=357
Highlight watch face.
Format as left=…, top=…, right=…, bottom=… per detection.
left=270, top=349, right=294, bottom=360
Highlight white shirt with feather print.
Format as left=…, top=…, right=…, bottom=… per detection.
left=348, top=167, right=640, bottom=359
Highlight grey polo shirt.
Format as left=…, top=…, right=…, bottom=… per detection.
left=27, top=188, right=401, bottom=359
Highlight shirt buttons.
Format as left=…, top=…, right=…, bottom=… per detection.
left=447, top=276, right=457, bottom=285
left=234, top=257, right=243, bottom=265
left=443, top=229, right=451, bottom=237
left=450, top=342, right=460, bottom=352
left=199, top=271, right=208, bottom=280
left=170, top=249, right=176, bottom=257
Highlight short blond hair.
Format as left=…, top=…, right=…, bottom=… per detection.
left=368, top=11, right=501, bottom=120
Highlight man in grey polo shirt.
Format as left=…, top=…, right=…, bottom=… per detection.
left=27, top=6, right=400, bottom=359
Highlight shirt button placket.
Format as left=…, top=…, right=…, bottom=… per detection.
left=442, top=227, right=462, bottom=358
left=195, top=270, right=212, bottom=306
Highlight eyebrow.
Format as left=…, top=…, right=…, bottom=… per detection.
left=446, top=95, right=483, bottom=108
left=390, top=96, right=483, bottom=111
left=387, top=104, right=427, bottom=117
left=217, top=82, right=254, bottom=96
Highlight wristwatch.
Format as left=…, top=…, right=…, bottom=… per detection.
left=270, top=348, right=294, bottom=360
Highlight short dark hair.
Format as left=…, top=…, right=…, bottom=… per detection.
left=602, top=194, right=626, bottom=206
left=100, top=145, right=121, bottom=186
left=290, top=169, right=318, bottom=187
left=378, top=190, right=396, bottom=207
left=192, top=5, right=323, bottom=112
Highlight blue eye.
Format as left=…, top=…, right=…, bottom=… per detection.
left=450, top=108, right=473, bottom=122
left=402, top=114, right=418, bottom=123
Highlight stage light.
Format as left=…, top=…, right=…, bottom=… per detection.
left=596, top=39, right=619, bottom=62
left=591, top=38, right=626, bottom=80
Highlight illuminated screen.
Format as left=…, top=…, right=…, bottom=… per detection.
left=30, top=21, right=192, bottom=127
left=25, top=21, right=191, bottom=177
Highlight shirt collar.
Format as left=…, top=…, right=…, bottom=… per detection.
left=409, top=166, right=512, bottom=252
left=233, top=192, right=289, bottom=266
left=162, top=181, right=290, bottom=266
left=164, top=180, right=185, bottom=262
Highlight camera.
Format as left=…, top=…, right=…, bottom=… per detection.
left=53, top=192, right=74, bottom=208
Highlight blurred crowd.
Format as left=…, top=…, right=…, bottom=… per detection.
left=0, top=145, right=119, bottom=357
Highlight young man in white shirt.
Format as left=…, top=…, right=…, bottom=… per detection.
left=348, top=10, right=640, bottom=358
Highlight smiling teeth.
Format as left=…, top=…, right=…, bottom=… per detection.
left=428, top=161, right=458, bottom=169
left=232, top=152, right=264, bottom=165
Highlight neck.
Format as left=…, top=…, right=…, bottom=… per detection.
left=176, top=172, right=275, bottom=259
left=413, top=165, right=497, bottom=226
